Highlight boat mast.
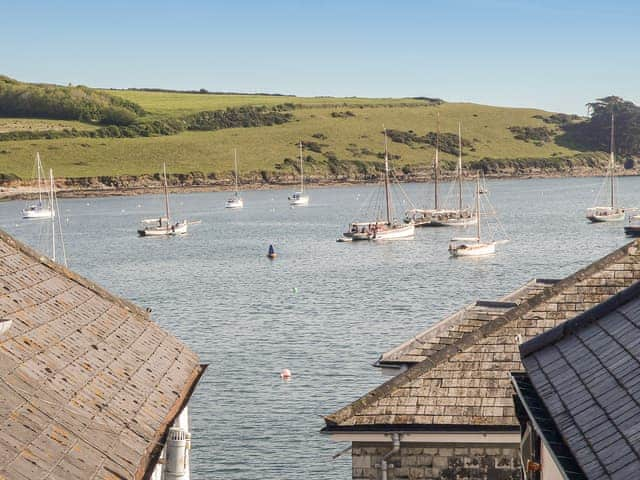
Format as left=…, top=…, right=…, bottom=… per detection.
left=610, top=113, right=615, bottom=208
left=36, top=152, right=43, bottom=205
left=384, top=128, right=392, bottom=225
left=458, top=122, right=463, bottom=212
left=163, top=163, right=171, bottom=228
left=434, top=113, right=440, bottom=209
left=476, top=171, right=481, bottom=242
left=234, top=148, right=239, bottom=195
left=49, top=169, right=55, bottom=261
left=299, top=141, right=304, bottom=193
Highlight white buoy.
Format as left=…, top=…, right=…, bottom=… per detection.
left=280, top=368, right=292, bottom=380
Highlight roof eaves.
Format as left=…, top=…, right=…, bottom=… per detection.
left=322, top=423, right=519, bottom=433
left=510, top=372, right=587, bottom=480
left=325, top=240, right=639, bottom=427
left=139, top=363, right=208, bottom=480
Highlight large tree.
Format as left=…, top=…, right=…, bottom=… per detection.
left=583, top=96, right=640, bottom=155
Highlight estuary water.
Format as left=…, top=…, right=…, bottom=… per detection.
left=0, top=176, right=637, bottom=479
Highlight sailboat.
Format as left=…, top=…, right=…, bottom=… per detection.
left=288, top=141, right=309, bottom=206
left=138, top=163, right=188, bottom=236
left=448, top=172, right=499, bottom=257
left=430, top=122, right=475, bottom=226
left=225, top=148, right=244, bottom=209
left=22, top=152, right=55, bottom=219
left=404, top=114, right=472, bottom=227
left=586, top=114, right=624, bottom=222
left=340, top=129, right=415, bottom=241
left=47, top=168, right=68, bottom=267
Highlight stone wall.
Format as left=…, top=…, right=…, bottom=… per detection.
left=352, top=442, right=519, bottom=480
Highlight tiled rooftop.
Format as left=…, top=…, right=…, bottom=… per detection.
left=325, top=240, right=640, bottom=431
left=377, top=279, right=558, bottom=367
left=519, top=280, right=640, bottom=479
left=0, top=229, right=204, bottom=479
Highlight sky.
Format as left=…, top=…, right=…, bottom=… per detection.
left=1, top=0, right=639, bottom=114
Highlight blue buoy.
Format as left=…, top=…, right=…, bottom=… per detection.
left=267, top=244, right=277, bottom=259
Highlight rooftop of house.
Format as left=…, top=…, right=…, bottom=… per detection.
left=324, top=239, right=640, bottom=432
left=377, top=278, right=558, bottom=368
left=516, top=277, right=640, bottom=479
left=0, top=229, right=204, bottom=480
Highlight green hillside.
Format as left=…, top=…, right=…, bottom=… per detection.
left=0, top=77, right=623, bottom=185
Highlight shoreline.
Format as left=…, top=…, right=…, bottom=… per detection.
left=1, top=169, right=637, bottom=201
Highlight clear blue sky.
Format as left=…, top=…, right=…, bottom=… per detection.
left=2, top=0, right=639, bottom=114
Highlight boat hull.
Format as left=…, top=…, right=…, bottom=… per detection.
left=586, top=207, right=624, bottom=223
left=341, top=222, right=415, bottom=241
left=405, top=208, right=475, bottom=227
left=431, top=217, right=477, bottom=227
left=449, top=241, right=496, bottom=257
left=373, top=224, right=415, bottom=240
left=289, top=194, right=309, bottom=206
left=225, top=198, right=244, bottom=209
left=138, top=222, right=188, bottom=237
left=22, top=207, right=54, bottom=219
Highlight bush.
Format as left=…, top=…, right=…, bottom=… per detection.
left=508, top=126, right=555, bottom=143
left=386, top=129, right=472, bottom=155
left=0, top=76, right=144, bottom=125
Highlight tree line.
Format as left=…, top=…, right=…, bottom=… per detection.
left=0, top=76, right=144, bottom=125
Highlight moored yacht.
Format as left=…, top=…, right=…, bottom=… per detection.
left=340, top=128, right=415, bottom=242
left=587, top=114, right=624, bottom=222
left=225, top=149, right=244, bottom=209
left=22, top=152, right=55, bottom=219
left=404, top=118, right=473, bottom=227
left=289, top=141, right=309, bottom=206
left=138, top=163, right=189, bottom=237
left=449, top=172, right=503, bottom=257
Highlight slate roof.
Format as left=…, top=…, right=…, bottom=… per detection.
left=324, top=240, right=640, bottom=431
left=377, top=279, right=558, bottom=368
left=518, top=279, right=640, bottom=479
left=0, top=229, right=204, bottom=480
left=511, top=373, right=587, bottom=480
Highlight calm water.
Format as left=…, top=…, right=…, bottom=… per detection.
left=0, top=176, right=637, bottom=479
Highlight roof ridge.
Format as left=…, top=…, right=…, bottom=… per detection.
left=325, top=239, right=639, bottom=426
left=0, top=228, right=150, bottom=320
left=520, top=278, right=640, bottom=357
left=378, top=278, right=558, bottom=366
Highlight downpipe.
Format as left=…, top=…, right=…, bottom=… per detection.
left=379, top=433, right=401, bottom=480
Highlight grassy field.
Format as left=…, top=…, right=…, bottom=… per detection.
left=0, top=118, right=96, bottom=133
left=102, top=89, right=434, bottom=117
left=0, top=88, right=591, bottom=182
left=0, top=102, right=578, bottom=180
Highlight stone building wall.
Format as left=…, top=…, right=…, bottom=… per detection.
left=352, top=442, right=519, bottom=480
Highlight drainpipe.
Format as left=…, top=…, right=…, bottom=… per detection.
left=379, top=433, right=401, bottom=480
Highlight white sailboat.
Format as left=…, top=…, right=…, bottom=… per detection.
left=404, top=115, right=474, bottom=227
left=138, top=163, right=188, bottom=237
left=448, top=172, right=499, bottom=257
left=288, top=141, right=309, bottom=206
left=340, top=129, right=415, bottom=241
left=586, top=113, right=624, bottom=222
left=430, top=122, right=475, bottom=227
left=47, top=168, right=68, bottom=267
left=22, top=152, right=55, bottom=219
left=225, top=148, right=244, bottom=209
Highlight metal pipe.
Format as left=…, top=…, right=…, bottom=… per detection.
left=380, top=433, right=400, bottom=480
